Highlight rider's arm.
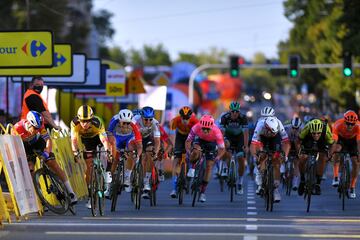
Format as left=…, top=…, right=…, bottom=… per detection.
left=131, top=122, right=143, bottom=157
left=185, top=126, right=196, bottom=153
left=70, top=120, right=80, bottom=152
left=153, top=121, right=161, bottom=155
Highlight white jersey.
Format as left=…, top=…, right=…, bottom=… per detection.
left=251, top=117, right=289, bottom=144
left=133, top=115, right=161, bottom=139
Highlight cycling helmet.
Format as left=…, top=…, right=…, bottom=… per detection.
left=179, top=106, right=193, bottom=118
left=229, top=101, right=240, bottom=111
left=309, top=119, right=323, bottom=133
left=142, top=106, right=155, bottom=118
left=118, top=109, right=133, bottom=122
left=200, top=115, right=214, bottom=128
left=26, top=111, right=43, bottom=129
left=344, top=110, right=358, bottom=124
left=77, top=105, right=94, bottom=121
left=132, top=109, right=142, bottom=116
left=261, top=106, right=275, bottom=117
left=291, top=117, right=302, bottom=129
left=264, top=117, right=279, bottom=134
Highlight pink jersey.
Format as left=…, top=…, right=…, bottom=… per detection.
left=187, top=123, right=225, bottom=148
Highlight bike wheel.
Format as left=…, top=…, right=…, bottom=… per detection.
left=134, top=163, right=143, bottom=210
left=229, top=160, right=236, bottom=202
left=178, top=163, right=186, bottom=205
left=33, top=168, right=69, bottom=214
left=286, top=163, right=293, bottom=196
left=111, top=163, right=123, bottom=212
left=268, top=166, right=274, bottom=212
left=90, top=166, right=99, bottom=217
left=98, top=169, right=105, bottom=216
left=306, top=165, right=315, bottom=213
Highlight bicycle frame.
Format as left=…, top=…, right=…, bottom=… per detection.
left=191, top=151, right=207, bottom=207
left=334, top=151, right=351, bottom=211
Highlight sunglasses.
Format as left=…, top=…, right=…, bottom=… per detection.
left=182, top=116, right=190, bottom=120
left=144, top=118, right=153, bottom=122
left=121, top=122, right=131, bottom=125
left=80, top=119, right=92, bottom=123
left=311, top=132, right=321, bottom=135
left=346, top=122, right=355, bottom=126
left=201, top=127, right=211, bottom=132
left=231, top=110, right=240, bottom=113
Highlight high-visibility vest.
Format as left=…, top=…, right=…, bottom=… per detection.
left=21, top=89, right=49, bottom=122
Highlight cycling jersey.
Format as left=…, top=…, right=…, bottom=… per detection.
left=219, top=111, right=248, bottom=137
left=284, top=124, right=301, bottom=143
left=70, top=115, right=107, bottom=139
left=108, top=116, right=142, bottom=150
left=187, top=123, right=225, bottom=148
left=159, top=125, right=169, bottom=142
left=133, top=115, right=161, bottom=139
left=14, top=119, right=49, bottom=144
left=299, top=120, right=333, bottom=151
left=251, top=118, right=289, bottom=145
left=332, top=119, right=360, bottom=141
left=170, top=114, right=198, bottom=135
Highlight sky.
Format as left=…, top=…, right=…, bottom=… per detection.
left=93, top=0, right=293, bottom=61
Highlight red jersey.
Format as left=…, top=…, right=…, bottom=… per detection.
left=170, top=114, right=199, bottom=135
left=159, top=125, right=169, bottom=142
left=13, top=119, right=49, bottom=143
left=332, top=118, right=360, bottom=141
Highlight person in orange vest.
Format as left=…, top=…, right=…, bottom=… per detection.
left=21, top=76, right=60, bottom=130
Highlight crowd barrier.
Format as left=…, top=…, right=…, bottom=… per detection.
left=0, top=123, right=87, bottom=225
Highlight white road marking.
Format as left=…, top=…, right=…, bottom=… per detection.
left=245, top=225, right=258, bottom=230
left=247, top=206, right=257, bottom=210
left=244, top=236, right=258, bottom=240
left=247, top=200, right=256, bottom=204
left=246, top=218, right=258, bottom=222
left=247, top=212, right=257, bottom=215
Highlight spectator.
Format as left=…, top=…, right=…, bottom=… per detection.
left=20, top=76, right=60, bottom=130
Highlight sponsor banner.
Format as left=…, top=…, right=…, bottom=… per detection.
left=0, top=31, right=53, bottom=68
left=106, top=69, right=125, bottom=96
left=0, top=44, right=72, bottom=76
left=0, top=135, right=39, bottom=215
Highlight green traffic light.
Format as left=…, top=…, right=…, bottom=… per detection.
left=343, top=67, right=352, bottom=77
left=231, top=69, right=239, bottom=77
left=290, top=69, right=298, bottom=77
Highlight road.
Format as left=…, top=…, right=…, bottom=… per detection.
left=2, top=171, right=360, bottom=240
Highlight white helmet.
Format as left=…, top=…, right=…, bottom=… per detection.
left=265, top=117, right=279, bottom=134
left=291, top=117, right=302, bottom=129
left=26, top=111, right=43, bottom=129
left=261, top=106, right=275, bottom=117
left=118, top=109, right=133, bottom=122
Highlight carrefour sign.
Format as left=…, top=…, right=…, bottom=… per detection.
left=0, top=31, right=53, bottom=68
left=0, top=44, right=72, bottom=76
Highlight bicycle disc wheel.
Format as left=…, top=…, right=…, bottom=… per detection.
left=306, top=165, right=314, bottom=213
left=90, top=166, right=99, bottom=217
left=33, top=168, right=69, bottom=214
left=229, top=161, right=236, bottom=202
left=111, top=164, right=123, bottom=212
left=98, top=168, right=105, bottom=216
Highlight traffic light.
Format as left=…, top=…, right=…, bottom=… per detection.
left=343, top=52, right=353, bottom=77
left=288, top=55, right=300, bottom=78
left=229, top=55, right=239, bottom=78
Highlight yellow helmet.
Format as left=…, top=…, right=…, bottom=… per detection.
left=77, top=105, right=94, bottom=121
left=309, top=119, right=323, bottom=133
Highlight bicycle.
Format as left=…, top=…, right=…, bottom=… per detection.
left=217, top=160, right=227, bottom=192
left=177, top=152, right=189, bottom=205
left=85, top=148, right=108, bottom=217
left=227, top=148, right=241, bottom=202
left=300, top=148, right=320, bottom=213
left=32, top=151, right=75, bottom=215
left=334, top=151, right=351, bottom=211
left=110, top=149, right=133, bottom=212
left=149, top=157, right=159, bottom=207
left=257, top=150, right=282, bottom=212
left=131, top=155, right=143, bottom=210
left=191, top=150, right=210, bottom=207
left=283, top=151, right=297, bottom=196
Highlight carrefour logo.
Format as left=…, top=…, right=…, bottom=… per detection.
left=54, top=52, right=66, bottom=67
left=21, top=40, right=47, bottom=57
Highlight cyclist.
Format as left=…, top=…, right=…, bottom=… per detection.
left=12, top=111, right=77, bottom=204
left=185, top=115, right=225, bottom=202
left=108, top=109, right=142, bottom=193
left=169, top=106, right=198, bottom=198
left=296, top=118, right=333, bottom=196
left=70, top=105, right=113, bottom=208
left=156, top=124, right=173, bottom=182
left=219, top=101, right=249, bottom=194
left=133, top=106, right=161, bottom=199
left=284, top=117, right=302, bottom=190
left=250, top=116, right=290, bottom=202
left=329, top=110, right=360, bottom=198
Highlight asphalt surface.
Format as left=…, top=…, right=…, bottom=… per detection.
left=3, top=170, right=360, bottom=240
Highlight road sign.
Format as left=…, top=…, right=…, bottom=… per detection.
left=127, top=71, right=146, bottom=94
left=106, top=69, right=125, bottom=96
left=0, top=31, right=53, bottom=68
left=152, top=72, right=169, bottom=86
left=0, top=44, right=72, bottom=76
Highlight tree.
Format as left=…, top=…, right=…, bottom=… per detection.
left=92, top=9, right=115, bottom=46
left=142, top=44, right=172, bottom=66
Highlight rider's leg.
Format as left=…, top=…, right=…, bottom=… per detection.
left=316, top=153, right=328, bottom=185
left=350, top=156, right=359, bottom=189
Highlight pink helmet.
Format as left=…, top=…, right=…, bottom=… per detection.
left=200, top=115, right=214, bottom=128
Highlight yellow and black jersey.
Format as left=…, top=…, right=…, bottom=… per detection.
left=70, top=115, right=106, bottom=139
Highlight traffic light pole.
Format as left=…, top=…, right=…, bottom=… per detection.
left=188, top=63, right=360, bottom=106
